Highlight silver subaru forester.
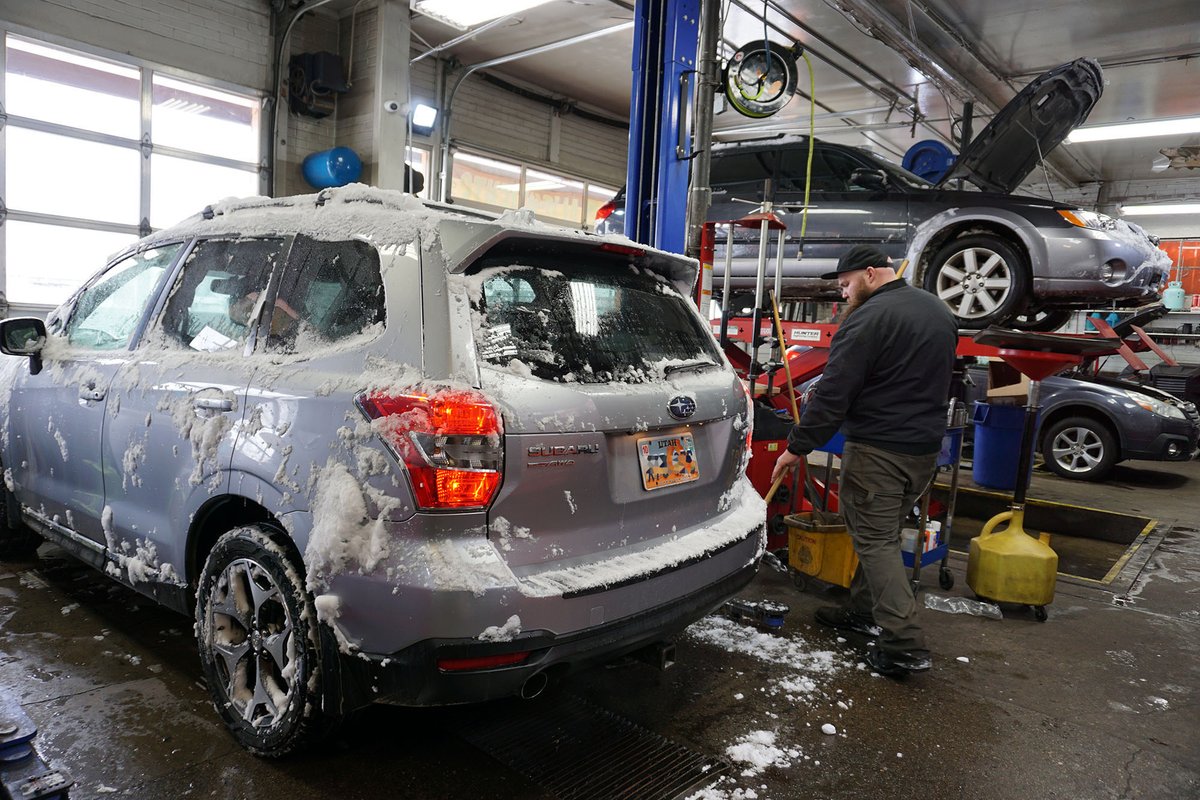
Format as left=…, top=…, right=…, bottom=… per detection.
left=0, top=186, right=765, bottom=756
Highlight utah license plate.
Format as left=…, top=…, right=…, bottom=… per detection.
left=637, top=434, right=700, bottom=491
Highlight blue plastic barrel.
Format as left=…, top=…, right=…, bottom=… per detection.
left=971, top=401, right=1035, bottom=490
left=302, top=146, right=363, bottom=189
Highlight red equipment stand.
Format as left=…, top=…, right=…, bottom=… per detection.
left=718, top=314, right=1162, bottom=550
left=695, top=219, right=1167, bottom=550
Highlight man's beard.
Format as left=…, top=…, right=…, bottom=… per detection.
left=837, top=293, right=865, bottom=321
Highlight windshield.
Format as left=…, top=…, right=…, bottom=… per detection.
left=471, top=260, right=721, bottom=384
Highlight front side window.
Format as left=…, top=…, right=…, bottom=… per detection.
left=472, top=258, right=720, bottom=383
left=155, top=238, right=287, bottom=352
left=65, top=245, right=181, bottom=350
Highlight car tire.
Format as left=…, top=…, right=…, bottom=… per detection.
left=1040, top=416, right=1117, bottom=481
left=195, top=525, right=340, bottom=757
left=924, top=235, right=1030, bottom=328
left=1010, top=307, right=1073, bottom=333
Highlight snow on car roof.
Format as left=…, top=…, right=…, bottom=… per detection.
left=139, top=183, right=699, bottom=289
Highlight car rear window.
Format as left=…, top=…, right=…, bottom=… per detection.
left=472, top=261, right=721, bottom=384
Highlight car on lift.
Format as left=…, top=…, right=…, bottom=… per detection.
left=964, top=364, right=1200, bottom=481
left=595, top=59, right=1171, bottom=330
left=0, top=187, right=764, bottom=756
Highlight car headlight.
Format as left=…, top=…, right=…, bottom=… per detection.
left=1058, top=209, right=1115, bottom=230
left=1124, top=389, right=1186, bottom=419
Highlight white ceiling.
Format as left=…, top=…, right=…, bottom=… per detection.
left=392, top=0, right=1200, bottom=212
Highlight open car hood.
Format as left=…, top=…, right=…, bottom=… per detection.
left=937, top=58, right=1103, bottom=194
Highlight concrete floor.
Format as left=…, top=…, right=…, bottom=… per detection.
left=1, top=459, right=1197, bottom=800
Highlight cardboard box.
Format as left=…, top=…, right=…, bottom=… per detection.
left=985, top=359, right=1030, bottom=400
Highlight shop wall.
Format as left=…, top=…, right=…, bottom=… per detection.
left=1, top=0, right=270, bottom=89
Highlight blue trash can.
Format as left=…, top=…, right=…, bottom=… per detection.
left=971, top=401, right=1036, bottom=490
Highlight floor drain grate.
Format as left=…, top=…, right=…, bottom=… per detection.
left=452, top=694, right=728, bottom=800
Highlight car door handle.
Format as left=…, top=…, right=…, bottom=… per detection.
left=193, top=397, right=234, bottom=412
left=79, top=387, right=106, bottom=402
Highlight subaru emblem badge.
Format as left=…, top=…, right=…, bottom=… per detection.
left=668, top=395, right=697, bottom=419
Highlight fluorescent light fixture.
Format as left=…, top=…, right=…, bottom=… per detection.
left=1066, top=116, right=1200, bottom=144
left=413, top=0, right=554, bottom=29
left=411, top=102, right=438, bottom=132
left=1120, top=203, right=1200, bottom=216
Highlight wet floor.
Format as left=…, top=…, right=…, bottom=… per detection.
left=1, top=460, right=1198, bottom=799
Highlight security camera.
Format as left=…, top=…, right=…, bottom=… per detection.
left=383, top=100, right=401, bottom=113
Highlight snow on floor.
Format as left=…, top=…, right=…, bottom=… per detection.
left=684, top=614, right=857, bottom=799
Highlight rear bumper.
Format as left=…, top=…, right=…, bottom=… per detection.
left=333, top=554, right=760, bottom=709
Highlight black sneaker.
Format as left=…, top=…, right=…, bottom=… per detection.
left=814, top=606, right=881, bottom=637
left=865, top=643, right=932, bottom=676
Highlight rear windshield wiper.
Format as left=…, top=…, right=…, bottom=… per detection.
left=664, top=359, right=721, bottom=377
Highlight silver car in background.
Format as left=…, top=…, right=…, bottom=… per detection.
left=0, top=187, right=764, bottom=756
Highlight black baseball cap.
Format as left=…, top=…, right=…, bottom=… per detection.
left=820, top=244, right=892, bottom=280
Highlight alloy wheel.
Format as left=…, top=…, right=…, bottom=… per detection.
left=1050, top=426, right=1105, bottom=473
left=934, top=247, right=1014, bottom=320
left=207, top=557, right=300, bottom=729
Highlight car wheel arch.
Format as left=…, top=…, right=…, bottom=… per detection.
left=915, top=218, right=1033, bottom=287
left=1038, top=404, right=1124, bottom=458
left=186, top=494, right=290, bottom=590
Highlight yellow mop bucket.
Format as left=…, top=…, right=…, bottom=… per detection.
left=786, top=511, right=857, bottom=589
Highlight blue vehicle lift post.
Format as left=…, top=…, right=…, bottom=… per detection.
left=625, top=0, right=700, bottom=253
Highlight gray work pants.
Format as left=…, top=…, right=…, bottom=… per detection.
left=839, top=440, right=938, bottom=656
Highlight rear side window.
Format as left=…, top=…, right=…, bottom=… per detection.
left=710, top=151, right=777, bottom=192
left=472, top=261, right=721, bottom=383
left=270, top=236, right=384, bottom=354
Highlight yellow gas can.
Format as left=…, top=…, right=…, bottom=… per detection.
left=966, top=508, right=1057, bottom=607
left=786, top=511, right=858, bottom=589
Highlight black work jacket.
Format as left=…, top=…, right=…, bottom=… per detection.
left=786, top=279, right=957, bottom=456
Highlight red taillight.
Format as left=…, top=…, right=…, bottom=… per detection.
left=738, top=379, right=754, bottom=455
left=595, top=242, right=646, bottom=257
left=594, top=198, right=619, bottom=222
left=437, top=651, right=530, bottom=671
left=359, top=388, right=503, bottom=510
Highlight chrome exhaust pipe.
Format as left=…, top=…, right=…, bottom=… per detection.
left=519, top=670, right=549, bottom=700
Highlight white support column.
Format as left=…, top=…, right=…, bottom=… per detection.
left=372, top=0, right=412, bottom=189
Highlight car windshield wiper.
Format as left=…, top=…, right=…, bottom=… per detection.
left=664, top=359, right=721, bottom=377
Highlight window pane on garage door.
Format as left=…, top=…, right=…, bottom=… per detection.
left=5, top=127, right=140, bottom=224
left=150, top=154, right=260, bottom=228
left=524, top=169, right=584, bottom=227
left=152, top=75, right=260, bottom=163
left=5, top=220, right=136, bottom=306
left=451, top=153, right=520, bottom=210
left=4, top=35, right=139, bottom=139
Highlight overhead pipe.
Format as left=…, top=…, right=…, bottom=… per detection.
left=411, top=14, right=519, bottom=64
left=438, top=22, right=635, bottom=202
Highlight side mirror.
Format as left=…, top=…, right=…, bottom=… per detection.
left=0, top=317, right=47, bottom=376
left=849, top=168, right=888, bottom=191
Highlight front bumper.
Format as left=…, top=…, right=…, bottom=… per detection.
left=1030, top=226, right=1170, bottom=303
left=1124, top=423, right=1200, bottom=462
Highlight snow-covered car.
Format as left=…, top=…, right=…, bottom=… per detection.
left=0, top=186, right=765, bottom=756
left=596, top=59, right=1172, bottom=329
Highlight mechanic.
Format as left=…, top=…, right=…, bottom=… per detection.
left=771, top=244, right=957, bottom=676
